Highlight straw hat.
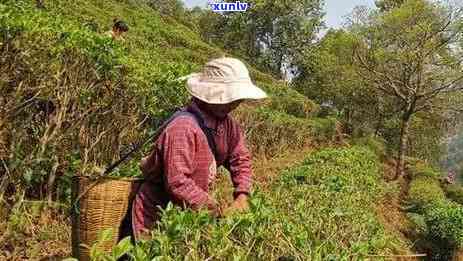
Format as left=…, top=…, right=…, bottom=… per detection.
left=186, top=57, right=267, bottom=104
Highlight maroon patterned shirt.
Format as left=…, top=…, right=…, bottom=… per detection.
left=132, top=101, right=252, bottom=238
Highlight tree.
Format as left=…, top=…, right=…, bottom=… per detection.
left=353, top=0, right=463, bottom=178
left=148, top=0, right=185, bottom=18
left=375, top=0, right=404, bottom=11
left=293, top=29, right=392, bottom=136
left=196, top=0, right=325, bottom=78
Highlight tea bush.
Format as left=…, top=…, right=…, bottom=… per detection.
left=352, top=135, right=387, bottom=158
left=406, top=160, right=463, bottom=258
left=408, top=177, right=446, bottom=210
left=407, top=160, right=442, bottom=180
left=444, top=184, right=463, bottom=205
left=424, top=200, right=463, bottom=249
left=260, top=82, right=320, bottom=119
left=236, top=106, right=337, bottom=156
left=93, top=146, right=409, bottom=260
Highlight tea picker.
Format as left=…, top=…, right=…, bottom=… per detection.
left=71, top=57, right=267, bottom=260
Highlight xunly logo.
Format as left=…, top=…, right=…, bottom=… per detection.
left=209, top=1, right=249, bottom=12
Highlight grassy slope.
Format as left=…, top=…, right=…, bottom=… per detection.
left=0, top=0, right=414, bottom=259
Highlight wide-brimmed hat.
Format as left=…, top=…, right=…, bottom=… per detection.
left=186, top=57, right=267, bottom=104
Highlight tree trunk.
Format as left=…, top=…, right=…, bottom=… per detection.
left=453, top=248, right=463, bottom=261
left=47, top=158, right=59, bottom=206
left=396, top=115, right=411, bottom=179
left=374, top=110, right=383, bottom=137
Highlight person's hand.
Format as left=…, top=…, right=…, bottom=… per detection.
left=140, top=156, right=149, bottom=173
left=211, top=205, right=223, bottom=218
left=222, top=194, right=249, bottom=216
left=205, top=200, right=223, bottom=219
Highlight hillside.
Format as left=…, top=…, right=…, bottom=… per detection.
left=0, top=0, right=439, bottom=259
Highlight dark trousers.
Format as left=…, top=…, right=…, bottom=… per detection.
left=119, top=203, right=135, bottom=243
left=117, top=204, right=136, bottom=261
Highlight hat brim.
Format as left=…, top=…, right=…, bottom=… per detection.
left=186, top=73, right=268, bottom=104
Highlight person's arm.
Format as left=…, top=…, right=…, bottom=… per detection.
left=161, top=119, right=219, bottom=215
left=226, top=122, right=253, bottom=197
left=223, top=121, right=253, bottom=214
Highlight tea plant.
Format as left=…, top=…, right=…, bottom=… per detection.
left=94, top=146, right=409, bottom=260
left=406, top=161, right=463, bottom=259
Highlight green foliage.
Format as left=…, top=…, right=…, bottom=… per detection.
left=424, top=200, right=463, bottom=249
left=100, top=146, right=407, bottom=259
left=289, top=146, right=382, bottom=192
left=407, top=161, right=442, bottom=180
left=110, top=158, right=142, bottom=178
left=267, top=94, right=319, bottom=119
left=355, top=0, right=463, bottom=171
left=294, top=0, right=463, bottom=169
left=237, top=106, right=337, bottom=156
left=444, top=184, right=463, bottom=205
left=1, top=0, right=323, bottom=200
left=88, top=229, right=134, bottom=261
left=293, top=29, right=389, bottom=141
left=408, top=113, right=446, bottom=166
left=408, top=177, right=446, bottom=209
left=147, top=0, right=185, bottom=18
left=375, top=0, right=405, bottom=11
left=443, top=128, right=463, bottom=182
left=379, top=114, right=445, bottom=164
left=195, top=0, right=324, bottom=77
left=407, top=213, right=427, bottom=235
left=352, top=135, right=387, bottom=158
left=259, top=81, right=320, bottom=119
left=238, top=107, right=313, bottom=155
left=406, top=160, right=463, bottom=257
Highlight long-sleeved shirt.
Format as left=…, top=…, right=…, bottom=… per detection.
left=132, top=101, right=252, bottom=239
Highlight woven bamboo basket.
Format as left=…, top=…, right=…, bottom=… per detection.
left=71, top=176, right=141, bottom=261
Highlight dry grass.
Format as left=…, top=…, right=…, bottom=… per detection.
left=0, top=199, right=71, bottom=260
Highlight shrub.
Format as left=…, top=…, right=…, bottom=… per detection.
left=307, top=117, right=338, bottom=143
left=424, top=200, right=463, bottom=249
left=407, top=160, right=442, bottom=179
left=352, top=135, right=387, bottom=158
left=259, top=82, right=320, bottom=119
left=444, top=184, right=463, bottom=205
left=286, top=146, right=383, bottom=196
left=266, top=93, right=319, bottom=119
left=236, top=106, right=337, bottom=156
left=236, top=107, right=311, bottom=155
left=408, top=177, right=446, bottom=209
left=97, top=146, right=407, bottom=259
left=406, top=161, right=463, bottom=258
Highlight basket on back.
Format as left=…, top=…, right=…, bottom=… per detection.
left=71, top=176, right=141, bottom=261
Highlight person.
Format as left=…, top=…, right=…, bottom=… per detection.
left=445, top=170, right=456, bottom=184
left=107, top=19, right=129, bottom=40
left=120, top=57, right=267, bottom=241
left=36, top=0, right=45, bottom=9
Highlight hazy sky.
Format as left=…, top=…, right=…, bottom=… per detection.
left=182, top=0, right=376, bottom=29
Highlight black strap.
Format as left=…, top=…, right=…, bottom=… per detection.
left=185, top=107, right=219, bottom=162
left=94, top=107, right=218, bottom=179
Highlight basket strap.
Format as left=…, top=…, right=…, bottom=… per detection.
left=72, top=111, right=184, bottom=214
left=72, top=108, right=217, bottom=213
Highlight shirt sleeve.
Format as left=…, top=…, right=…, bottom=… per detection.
left=161, top=118, right=218, bottom=211
left=225, top=120, right=253, bottom=198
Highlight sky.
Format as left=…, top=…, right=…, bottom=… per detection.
left=182, top=0, right=377, bottom=29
